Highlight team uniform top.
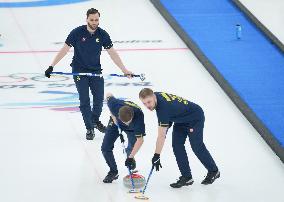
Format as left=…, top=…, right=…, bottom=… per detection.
left=155, top=92, right=204, bottom=127
left=107, top=96, right=146, bottom=138
left=65, top=25, right=113, bottom=73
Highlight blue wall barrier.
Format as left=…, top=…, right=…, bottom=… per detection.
left=151, top=0, right=284, bottom=161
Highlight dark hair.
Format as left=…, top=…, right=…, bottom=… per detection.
left=86, top=8, right=100, bottom=18
left=119, top=106, right=134, bottom=123
left=139, top=88, right=154, bottom=99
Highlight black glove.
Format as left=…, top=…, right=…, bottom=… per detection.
left=152, top=153, right=162, bottom=171
left=45, top=66, right=53, bottom=78
left=125, top=157, right=136, bottom=170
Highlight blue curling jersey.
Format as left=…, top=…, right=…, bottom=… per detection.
left=107, top=96, right=146, bottom=138
left=65, top=25, right=113, bottom=73
left=155, top=92, right=204, bottom=127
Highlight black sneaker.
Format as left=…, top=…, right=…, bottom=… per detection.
left=170, top=176, right=194, bottom=188
left=94, top=121, right=106, bottom=133
left=103, top=171, right=119, bottom=183
left=86, top=129, right=95, bottom=140
left=201, top=170, right=220, bottom=185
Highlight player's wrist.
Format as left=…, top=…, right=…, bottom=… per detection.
left=121, top=67, right=130, bottom=74
left=105, top=93, right=113, bottom=101
left=120, top=66, right=127, bottom=71
left=154, top=153, right=160, bottom=157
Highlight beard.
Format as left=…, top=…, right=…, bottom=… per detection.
left=87, top=22, right=98, bottom=31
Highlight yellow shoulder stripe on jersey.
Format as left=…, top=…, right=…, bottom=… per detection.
left=124, top=101, right=141, bottom=109
left=160, top=92, right=171, bottom=102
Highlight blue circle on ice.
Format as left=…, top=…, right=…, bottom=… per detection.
left=0, top=0, right=90, bottom=8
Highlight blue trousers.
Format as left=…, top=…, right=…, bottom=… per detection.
left=101, top=118, right=137, bottom=172
left=172, top=115, right=218, bottom=177
left=73, top=76, right=104, bottom=130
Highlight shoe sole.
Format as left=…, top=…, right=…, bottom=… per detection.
left=170, top=180, right=194, bottom=188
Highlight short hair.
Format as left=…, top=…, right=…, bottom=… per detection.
left=86, top=8, right=100, bottom=18
left=119, top=106, right=134, bottom=123
left=139, top=88, right=154, bottom=99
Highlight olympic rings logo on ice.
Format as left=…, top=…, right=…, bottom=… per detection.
left=0, top=73, right=152, bottom=89
left=0, top=73, right=152, bottom=111
left=0, top=73, right=114, bottom=83
left=0, top=0, right=89, bottom=8
left=0, top=73, right=69, bottom=83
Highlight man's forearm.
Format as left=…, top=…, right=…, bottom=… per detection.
left=129, top=137, right=144, bottom=158
left=51, top=44, right=70, bottom=67
left=155, top=134, right=166, bottom=154
left=155, top=127, right=168, bottom=154
left=107, top=48, right=126, bottom=71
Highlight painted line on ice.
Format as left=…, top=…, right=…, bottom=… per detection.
left=0, top=47, right=189, bottom=54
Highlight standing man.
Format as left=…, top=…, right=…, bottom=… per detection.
left=101, top=93, right=145, bottom=183
left=44, top=8, right=133, bottom=140
left=139, top=88, right=220, bottom=188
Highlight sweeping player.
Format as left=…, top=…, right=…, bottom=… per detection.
left=101, top=93, right=145, bottom=183
left=139, top=88, right=220, bottom=188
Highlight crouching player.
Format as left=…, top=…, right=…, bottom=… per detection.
left=101, top=93, right=146, bottom=183
left=139, top=88, right=220, bottom=188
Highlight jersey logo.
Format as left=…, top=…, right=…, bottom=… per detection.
left=96, top=38, right=100, bottom=43
left=81, top=37, right=86, bottom=42
left=160, top=92, right=188, bottom=105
